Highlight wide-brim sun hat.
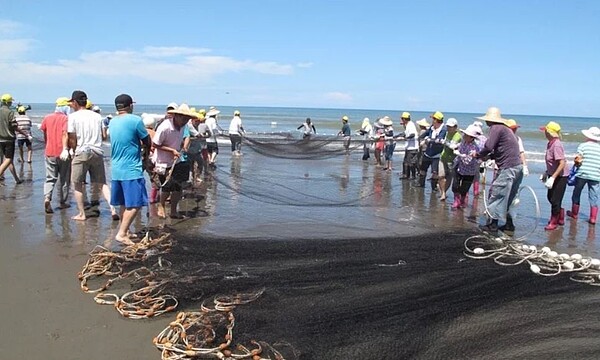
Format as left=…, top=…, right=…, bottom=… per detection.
left=505, top=119, right=520, bottom=129
left=379, top=116, right=393, bottom=126
left=582, top=126, right=600, bottom=141
left=475, top=107, right=507, bottom=124
left=167, top=103, right=199, bottom=119
left=416, top=118, right=430, bottom=128
left=460, top=124, right=481, bottom=138
left=206, top=106, right=220, bottom=116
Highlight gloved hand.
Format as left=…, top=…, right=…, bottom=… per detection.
left=544, top=176, right=555, bottom=189
left=27, top=135, right=33, bottom=141
left=540, top=173, right=548, bottom=182
left=523, top=165, right=529, bottom=177
left=59, top=149, right=70, bottom=161
left=453, top=149, right=461, bottom=156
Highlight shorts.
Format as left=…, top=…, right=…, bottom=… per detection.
left=158, top=162, right=190, bottom=192
left=0, top=140, right=16, bottom=159
left=438, top=160, right=455, bottom=178
left=384, top=143, right=396, bottom=160
left=110, top=178, right=148, bottom=208
left=17, top=138, right=32, bottom=147
left=206, top=142, right=219, bottom=154
left=71, top=151, right=107, bottom=184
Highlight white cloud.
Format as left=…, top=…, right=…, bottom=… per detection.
left=324, top=92, right=353, bottom=102
left=0, top=19, right=23, bottom=35
left=296, top=62, right=313, bottom=68
left=0, top=46, right=297, bottom=84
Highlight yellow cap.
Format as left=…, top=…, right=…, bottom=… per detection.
left=505, top=119, right=520, bottom=129
left=86, top=99, right=93, bottom=109
left=342, top=115, right=349, bottom=121
left=1, top=93, right=13, bottom=103
left=190, top=107, right=197, bottom=113
left=56, top=97, right=70, bottom=106
left=401, top=112, right=411, bottom=119
left=17, top=106, right=26, bottom=113
left=198, top=108, right=206, bottom=115
left=430, top=111, right=444, bottom=121
left=197, top=112, right=205, bottom=121
left=541, top=121, right=561, bottom=137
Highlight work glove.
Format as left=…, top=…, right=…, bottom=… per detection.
left=544, top=176, right=555, bottom=189
left=523, top=165, right=529, bottom=177
left=59, top=149, right=70, bottom=161
left=27, top=135, right=33, bottom=141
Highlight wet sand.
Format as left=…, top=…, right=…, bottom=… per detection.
left=0, top=143, right=598, bottom=359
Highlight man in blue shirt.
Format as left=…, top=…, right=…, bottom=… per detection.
left=109, top=94, right=150, bottom=244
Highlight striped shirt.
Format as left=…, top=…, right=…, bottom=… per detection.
left=576, top=141, right=600, bottom=181
left=15, top=115, right=32, bottom=139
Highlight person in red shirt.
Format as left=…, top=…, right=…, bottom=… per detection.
left=40, top=97, right=72, bottom=213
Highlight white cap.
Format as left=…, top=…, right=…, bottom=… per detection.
left=166, top=102, right=178, bottom=110
left=142, top=115, right=156, bottom=128
left=446, top=118, right=458, bottom=127
left=91, top=105, right=101, bottom=113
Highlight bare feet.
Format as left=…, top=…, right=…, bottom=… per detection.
left=44, top=200, right=54, bottom=214
left=157, top=204, right=166, bottom=219
left=72, top=213, right=86, bottom=221
left=115, top=234, right=135, bottom=246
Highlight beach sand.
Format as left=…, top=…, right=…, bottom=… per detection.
left=1, top=142, right=599, bottom=359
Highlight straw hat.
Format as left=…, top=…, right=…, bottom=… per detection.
left=475, top=107, right=507, bottom=124
left=167, top=103, right=199, bottom=119
left=582, top=126, right=600, bottom=142
left=206, top=106, right=220, bottom=117
left=460, top=124, right=480, bottom=138
left=505, top=119, right=520, bottom=129
left=416, top=118, right=430, bottom=128
left=379, top=116, right=393, bottom=126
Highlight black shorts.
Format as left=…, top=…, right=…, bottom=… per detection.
left=206, top=142, right=219, bottom=154
left=17, top=138, right=32, bottom=147
left=0, top=140, right=16, bottom=159
left=158, top=162, right=190, bottom=192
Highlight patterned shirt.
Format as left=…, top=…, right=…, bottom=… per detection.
left=576, top=141, right=600, bottom=181
left=15, top=115, right=32, bottom=139
left=454, top=141, right=481, bottom=176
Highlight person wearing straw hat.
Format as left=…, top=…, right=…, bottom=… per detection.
left=205, top=106, right=223, bottom=168
left=567, top=126, right=600, bottom=225
left=417, top=111, right=446, bottom=190
left=539, top=121, right=569, bottom=230
left=399, top=112, right=418, bottom=179
left=474, top=106, right=523, bottom=233
left=109, top=94, right=151, bottom=244
left=40, top=97, right=72, bottom=213
left=470, top=120, right=486, bottom=197
left=451, top=124, right=482, bottom=209
left=153, top=103, right=198, bottom=219
left=372, top=118, right=385, bottom=166
left=0, top=93, right=26, bottom=184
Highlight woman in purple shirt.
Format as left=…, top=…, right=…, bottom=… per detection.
left=540, top=121, right=570, bottom=230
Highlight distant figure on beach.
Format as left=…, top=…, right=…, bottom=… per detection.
left=399, top=112, right=418, bottom=179
left=567, top=126, right=600, bottom=225
left=357, top=117, right=372, bottom=161
left=540, top=121, right=569, bottom=231
left=108, top=94, right=151, bottom=244
left=415, top=118, right=430, bottom=173
left=142, top=114, right=159, bottom=203
left=471, top=120, right=487, bottom=197
left=153, top=104, right=198, bottom=219
left=451, top=124, right=481, bottom=209
left=15, top=105, right=33, bottom=164
left=0, top=93, right=25, bottom=184
left=373, top=119, right=385, bottom=166
left=438, top=118, right=461, bottom=201
left=187, top=111, right=211, bottom=183
left=40, top=97, right=72, bottom=213
left=64, top=90, right=119, bottom=221
left=474, top=107, right=523, bottom=233
left=338, top=115, right=351, bottom=153
left=379, top=116, right=395, bottom=171
left=417, top=111, right=446, bottom=190
left=297, top=117, right=316, bottom=139
left=205, top=106, right=223, bottom=168
left=228, top=110, right=245, bottom=156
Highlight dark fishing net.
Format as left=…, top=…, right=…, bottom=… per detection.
left=242, top=134, right=365, bottom=160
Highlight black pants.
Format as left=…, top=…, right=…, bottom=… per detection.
left=547, top=175, right=568, bottom=216
left=452, top=172, right=475, bottom=195
left=230, top=134, right=242, bottom=152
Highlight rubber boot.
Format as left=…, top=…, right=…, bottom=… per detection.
left=473, top=181, right=480, bottom=197
left=499, top=216, right=515, bottom=232
left=451, top=195, right=461, bottom=209
left=417, top=174, right=426, bottom=188
left=431, top=178, right=438, bottom=192
left=558, top=208, right=565, bottom=226
left=544, top=214, right=559, bottom=231
left=479, top=219, right=499, bottom=233
left=567, top=203, right=580, bottom=219
left=150, top=187, right=159, bottom=204
left=400, top=164, right=410, bottom=179
left=590, top=206, right=598, bottom=225
left=461, top=193, right=469, bottom=208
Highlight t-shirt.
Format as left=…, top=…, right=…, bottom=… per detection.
left=15, top=115, right=32, bottom=139
left=0, top=105, right=16, bottom=142
left=189, top=123, right=210, bottom=153
left=228, top=116, right=243, bottom=135
left=67, top=109, right=103, bottom=155
left=109, top=114, right=149, bottom=180
left=341, top=123, right=351, bottom=136
left=153, top=118, right=184, bottom=167
left=403, top=121, right=418, bottom=151
left=205, top=116, right=220, bottom=143
left=40, top=112, right=68, bottom=157
left=576, top=141, right=600, bottom=181
left=545, top=138, right=569, bottom=177
left=441, top=131, right=462, bottom=162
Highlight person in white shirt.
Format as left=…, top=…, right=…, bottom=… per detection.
left=399, top=112, right=418, bottom=179
left=228, top=110, right=245, bottom=156
left=205, top=107, right=223, bottom=168
left=357, top=117, right=373, bottom=161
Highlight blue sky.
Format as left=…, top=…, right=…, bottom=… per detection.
left=1, top=0, right=599, bottom=117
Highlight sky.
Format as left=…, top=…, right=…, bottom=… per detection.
left=1, top=0, right=599, bottom=117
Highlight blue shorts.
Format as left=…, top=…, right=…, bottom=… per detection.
left=110, top=178, right=148, bottom=208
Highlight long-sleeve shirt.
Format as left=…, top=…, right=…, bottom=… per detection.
left=478, top=124, right=521, bottom=169
left=419, top=125, right=447, bottom=158
left=454, top=141, right=481, bottom=176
